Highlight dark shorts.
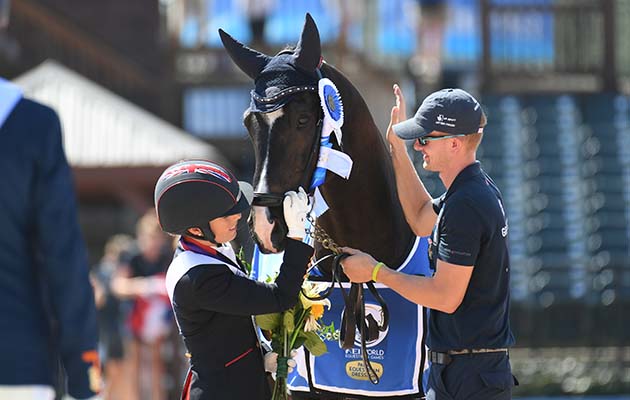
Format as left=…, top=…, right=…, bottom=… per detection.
left=100, top=327, right=124, bottom=361
left=426, top=352, right=517, bottom=400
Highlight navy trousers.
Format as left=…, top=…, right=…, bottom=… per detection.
left=426, top=353, right=517, bottom=400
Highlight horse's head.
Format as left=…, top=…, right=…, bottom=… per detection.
left=220, top=14, right=324, bottom=253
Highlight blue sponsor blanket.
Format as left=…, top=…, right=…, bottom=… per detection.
left=252, top=236, right=431, bottom=397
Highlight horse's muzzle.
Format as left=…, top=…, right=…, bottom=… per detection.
left=248, top=205, right=288, bottom=253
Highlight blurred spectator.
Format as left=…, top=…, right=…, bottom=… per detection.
left=112, top=211, right=173, bottom=400
left=91, top=234, right=134, bottom=400
left=0, top=78, right=100, bottom=399
left=236, top=0, right=276, bottom=48
left=0, top=0, right=9, bottom=30
left=412, top=0, right=447, bottom=95
left=326, top=0, right=365, bottom=70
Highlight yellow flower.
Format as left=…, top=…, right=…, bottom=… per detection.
left=311, top=303, right=325, bottom=320
left=299, top=282, right=331, bottom=332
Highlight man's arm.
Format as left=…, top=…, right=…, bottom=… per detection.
left=387, top=85, right=436, bottom=236
left=340, top=247, right=473, bottom=314
left=378, top=259, right=472, bottom=313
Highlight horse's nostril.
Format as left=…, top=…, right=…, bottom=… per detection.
left=265, top=212, right=275, bottom=225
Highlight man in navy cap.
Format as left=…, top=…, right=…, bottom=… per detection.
left=341, top=86, right=517, bottom=399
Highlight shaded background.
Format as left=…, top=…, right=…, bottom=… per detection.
left=1, top=0, right=629, bottom=397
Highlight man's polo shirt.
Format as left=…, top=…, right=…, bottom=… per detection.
left=426, top=162, right=515, bottom=352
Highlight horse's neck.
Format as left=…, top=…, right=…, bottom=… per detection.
left=317, top=116, right=414, bottom=268
left=314, top=66, right=414, bottom=266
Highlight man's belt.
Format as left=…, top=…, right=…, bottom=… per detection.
left=428, top=348, right=509, bottom=365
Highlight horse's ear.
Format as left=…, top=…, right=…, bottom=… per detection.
left=219, top=29, right=271, bottom=79
left=294, top=13, right=321, bottom=71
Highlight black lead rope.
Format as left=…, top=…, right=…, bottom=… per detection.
left=251, top=193, right=284, bottom=207
left=302, top=253, right=389, bottom=385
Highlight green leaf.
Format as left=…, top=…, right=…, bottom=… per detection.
left=265, top=272, right=278, bottom=283
left=270, top=328, right=287, bottom=354
left=283, top=309, right=295, bottom=332
left=292, top=336, right=306, bottom=350
left=255, top=313, right=282, bottom=330
left=236, top=247, right=253, bottom=275
left=303, top=331, right=328, bottom=356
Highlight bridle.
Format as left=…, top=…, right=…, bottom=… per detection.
left=251, top=116, right=323, bottom=208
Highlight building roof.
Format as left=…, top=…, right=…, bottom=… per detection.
left=14, top=60, right=226, bottom=168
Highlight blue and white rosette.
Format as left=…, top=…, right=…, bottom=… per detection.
left=319, top=78, right=344, bottom=145
left=309, top=78, right=353, bottom=217
left=310, top=78, right=344, bottom=191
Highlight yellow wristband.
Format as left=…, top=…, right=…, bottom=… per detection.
left=372, top=262, right=384, bottom=282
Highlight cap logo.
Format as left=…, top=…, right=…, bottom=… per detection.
left=161, top=163, right=232, bottom=183
left=435, top=114, right=456, bottom=128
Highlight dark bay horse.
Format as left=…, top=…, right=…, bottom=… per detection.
left=220, top=13, right=426, bottom=399
left=220, top=15, right=414, bottom=271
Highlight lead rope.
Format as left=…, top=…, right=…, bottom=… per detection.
left=304, top=213, right=384, bottom=384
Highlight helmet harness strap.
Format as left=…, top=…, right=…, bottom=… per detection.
left=200, top=225, right=219, bottom=246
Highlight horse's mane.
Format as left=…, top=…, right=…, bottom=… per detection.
left=315, top=62, right=414, bottom=268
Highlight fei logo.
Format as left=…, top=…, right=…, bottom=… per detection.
left=354, top=303, right=389, bottom=348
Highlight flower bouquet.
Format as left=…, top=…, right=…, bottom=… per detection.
left=256, top=282, right=330, bottom=400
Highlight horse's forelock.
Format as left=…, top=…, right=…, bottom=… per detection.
left=276, top=46, right=296, bottom=56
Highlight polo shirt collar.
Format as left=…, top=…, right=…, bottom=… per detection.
left=434, top=161, right=482, bottom=209
left=448, top=161, right=482, bottom=193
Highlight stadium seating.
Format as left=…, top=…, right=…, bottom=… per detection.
left=477, top=93, right=630, bottom=313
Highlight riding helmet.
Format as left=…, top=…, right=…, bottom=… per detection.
left=154, top=160, right=253, bottom=241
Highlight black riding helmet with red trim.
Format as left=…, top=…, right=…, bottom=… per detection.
left=154, top=160, right=253, bottom=244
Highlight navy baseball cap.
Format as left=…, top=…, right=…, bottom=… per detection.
left=393, top=88, right=483, bottom=140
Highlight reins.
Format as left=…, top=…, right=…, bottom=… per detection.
left=302, top=216, right=389, bottom=385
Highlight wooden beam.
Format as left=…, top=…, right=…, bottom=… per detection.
left=72, top=166, right=165, bottom=201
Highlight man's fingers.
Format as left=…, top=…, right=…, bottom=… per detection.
left=341, top=247, right=360, bottom=255
left=393, top=84, right=407, bottom=120
left=391, top=106, right=399, bottom=125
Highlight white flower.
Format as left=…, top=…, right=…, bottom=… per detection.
left=299, top=282, right=331, bottom=332
left=303, top=315, right=321, bottom=332
left=299, top=282, right=332, bottom=311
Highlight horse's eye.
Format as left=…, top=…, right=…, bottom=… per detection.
left=297, top=116, right=309, bottom=127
